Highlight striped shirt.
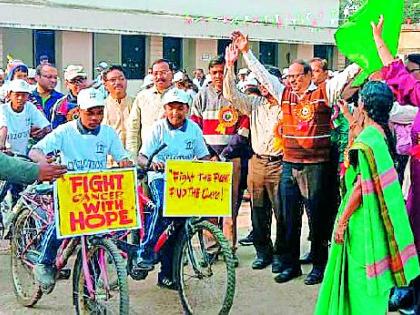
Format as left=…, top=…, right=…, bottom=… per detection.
left=190, top=84, right=249, bottom=155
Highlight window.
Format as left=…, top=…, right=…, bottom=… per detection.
left=314, top=45, right=334, bottom=69
left=217, top=39, right=230, bottom=57
left=33, top=30, right=55, bottom=66
left=259, top=42, right=277, bottom=66
left=163, top=37, right=183, bottom=70
left=121, top=35, right=146, bottom=79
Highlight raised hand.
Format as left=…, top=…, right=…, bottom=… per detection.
left=371, top=14, right=384, bottom=42
left=230, top=31, right=250, bottom=53
left=225, top=44, right=239, bottom=67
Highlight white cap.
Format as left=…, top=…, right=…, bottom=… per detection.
left=162, top=88, right=191, bottom=106
left=243, top=78, right=258, bottom=87
left=96, top=61, right=109, bottom=71
left=64, top=65, right=87, bottom=81
left=238, top=68, right=249, bottom=75
left=77, top=88, right=105, bottom=110
left=8, top=79, right=32, bottom=93
left=141, top=74, right=154, bottom=88
left=173, top=71, right=186, bottom=83
left=0, top=69, right=4, bottom=76
left=28, top=68, right=36, bottom=79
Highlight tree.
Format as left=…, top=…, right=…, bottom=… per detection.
left=339, top=0, right=419, bottom=24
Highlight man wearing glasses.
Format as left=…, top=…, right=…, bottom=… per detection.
left=232, top=31, right=359, bottom=286
left=126, top=59, right=173, bottom=159
left=31, top=63, right=66, bottom=128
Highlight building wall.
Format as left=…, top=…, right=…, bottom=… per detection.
left=399, top=26, right=420, bottom=55
left=2, top=28, right=33, bottom=67
left=278, top=43, right=298, bottom=70
left=148, top=36, right=163, bottom=67
left=61, top=31, right=93, bottom=79
left=296, top=44, right=314, bottom=60
left=182, top=38, right=196, bottom=76
left=0, top=29, right=3, bottom=69
left=93, top=33, right=121, bottom=72
left=195, top=39, right=217, bottom=71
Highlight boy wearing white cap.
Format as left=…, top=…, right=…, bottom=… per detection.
left=29, top=87, right=132, bottom=293
left=0, top=79, right=50, bottom=154
left=135, top=88, right=209, bottom=289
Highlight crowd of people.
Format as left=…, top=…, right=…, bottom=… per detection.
left=0, top=16, right=419, bottom=314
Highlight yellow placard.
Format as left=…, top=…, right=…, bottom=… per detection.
left=164, top=160, right=233, bottom=217
left=54, top=168, right=139, bottom=238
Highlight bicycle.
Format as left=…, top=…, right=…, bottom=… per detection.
left=113, top=145, right=237, bottom=315
left=9, top=178, right=130, bottom=314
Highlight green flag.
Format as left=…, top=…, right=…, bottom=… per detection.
left=335, top=0, right=403, bottom=86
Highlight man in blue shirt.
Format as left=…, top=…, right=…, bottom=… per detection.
left=29, top=87, right=132, bottom=293
left=136, top=88, right=210, bottom=289
left=32, top=64, right=66, bottom=128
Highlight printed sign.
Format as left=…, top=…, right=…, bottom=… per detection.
left=164, top=160, right=233, bottom=217
left=54, top=168, right=139, bottom=238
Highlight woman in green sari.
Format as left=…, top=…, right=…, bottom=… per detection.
left=315, top=81, right=420, bottom=315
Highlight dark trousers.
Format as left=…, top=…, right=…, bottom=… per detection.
left=138, top=178, right=182, bottom=280
left=248, top=155, right=284, bottom=258
left=279, top=162, right=330, bottom=268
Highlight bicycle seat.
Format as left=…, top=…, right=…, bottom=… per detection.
left=35, top=184, right=53, bottom=195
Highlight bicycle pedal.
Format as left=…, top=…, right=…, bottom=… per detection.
left=57, top=268, right=71, bottom=280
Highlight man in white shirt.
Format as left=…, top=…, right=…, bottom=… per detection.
left=126, top=59, right=174, bottom=159
left=135, top=88, right=209, bottom=289
left=29, top=87, right=132, bottom=293
left=0, top=79, right=50, bottom=154
left=102, top=65, right=133, bottom=148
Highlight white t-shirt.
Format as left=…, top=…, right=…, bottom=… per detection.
left=140, top=118, right=209, bottom=183
left=33, top=119, right=128, bottom=171
left=0, top=102, right=49, bottom=154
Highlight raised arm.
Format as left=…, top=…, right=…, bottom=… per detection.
left=372, top=16, right=420, bottom=106
left=326, top=63, right=360, bottom=106
left=231, top=31, right=284, bottom=103
left=223, top=44, right=257, bottom=115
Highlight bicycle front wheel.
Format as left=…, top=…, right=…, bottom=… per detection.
left=173, top=220, right=236, bottom=315
left=10, top=208, right=43, bottom=306
left=73, top=238, right=129, bottom=315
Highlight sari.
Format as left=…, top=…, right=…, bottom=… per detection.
left=315, top=125, right=420, bottom=315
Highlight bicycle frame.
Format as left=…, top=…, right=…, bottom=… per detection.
left=12, top=183, right=114, bottom=300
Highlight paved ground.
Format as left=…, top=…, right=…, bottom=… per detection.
left=0, top=201, right=398, bottom=314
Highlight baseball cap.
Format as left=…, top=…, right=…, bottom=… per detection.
left=8, top=79, right=32, bottom=93
left=162, top=88, right=191, bottom=106
left=238, top=68, right=249, bottom=75
left=172, top=71, right=186, bottom=83
left=28, top=68, right=36, bottom=79
left=64, top=65, right=87, bottom=81
left=96, top=61, right=109, bottom=71
left=141, top=74, right=154, bottom=89
left=77, top=88, right=105, bottom=110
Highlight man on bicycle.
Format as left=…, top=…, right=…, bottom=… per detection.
left=28, top=87, right=132, bottom=293
left=136, top=88, right=210, bottom=289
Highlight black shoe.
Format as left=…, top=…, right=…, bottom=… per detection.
left=135, top=255, right=155, bottom=272
left=239, top=231, right=254, bottom=246
left=272, top=255, right=284, bottom=274
left=389, top=287, right=413, bottom=312
left=274, top=267, right=302, bottom=283
left=157, top=277, right=178, bottom=290
left=304, top=266, right=325, bottom=285
left=252, top=256, right=272, bottom=270
left=299, top=251, right=313, bottom=264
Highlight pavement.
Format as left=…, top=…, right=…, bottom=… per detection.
left=0, top=200, right=398, bottom=314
